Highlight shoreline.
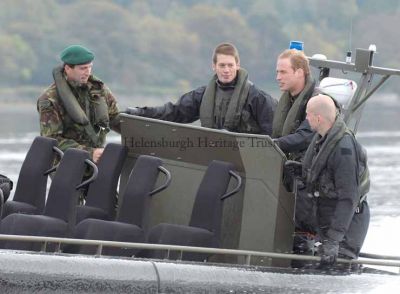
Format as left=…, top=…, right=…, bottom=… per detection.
left=1, top=91, right=398, bottom=108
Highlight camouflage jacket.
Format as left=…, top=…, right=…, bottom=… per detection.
left=37, top=75, right=120, bottom=157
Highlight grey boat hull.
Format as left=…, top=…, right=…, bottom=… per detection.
left=1, top=250, right=399, bottom=294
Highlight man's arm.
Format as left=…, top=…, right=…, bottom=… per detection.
left=249, top=88, right=277, bottom=135
left=325, top=135, right=359, bottom=242
left=103, top=86, right=121, bottom=134
left=275, top=119, right=314, bottom=153
left=138, top=87, right=205, bottom=123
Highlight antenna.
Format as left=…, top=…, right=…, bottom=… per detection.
left=348, top=17, right=353, bottom=52
left=346, top=17, right=353, bottom=64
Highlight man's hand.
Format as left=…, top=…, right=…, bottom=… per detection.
left=284, top=160, right=303, bottom=178
left=92, top=148, right=104, bottom=163
left=319, top=238, right=339, bottom=266
left=125, top=107, right=144, bottom=116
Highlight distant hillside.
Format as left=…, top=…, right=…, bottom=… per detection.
left=0, top=0, right=399, bottom=103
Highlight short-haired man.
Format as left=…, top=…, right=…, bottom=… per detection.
left=273, top=49, right=316, bottom=155
left=128, top=43, right=276, bottom=135
left=37, top=45, right=121, bottom=163
left=273, top=49, right=319, bottom=261
left=303, top=94, right=370, bottom=269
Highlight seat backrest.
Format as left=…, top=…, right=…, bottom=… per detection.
left=189, top=160, right=234, bottom=236
left=84, top=143, right=127, bottom=218
left=44, top=148, right=89, bottom=223
left=13, top=136, right=58, bottom=211
left=117, top=155, right=162, bottom=226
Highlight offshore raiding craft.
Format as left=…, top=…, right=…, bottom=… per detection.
left=0, top=44, right=400, bottom=293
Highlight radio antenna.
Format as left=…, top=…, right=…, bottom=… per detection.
left=348, top=17, right=353, bottom=52
left=346, top=17, right=353, bottom=64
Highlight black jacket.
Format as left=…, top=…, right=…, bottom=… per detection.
left=314, top=134, right=359, bottom=242
left=276, top=119, right=314, bottom=153
left=141, top=84, right=276, bottom=135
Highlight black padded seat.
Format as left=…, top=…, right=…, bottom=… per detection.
left=0, top=148, right=91, bottom=251
left=76, top=143, right=127, bottom=223
left=144, top=160, right=241, bottom=261
left=76, top=206, right=107, bottom=223
left=147, top=224, right=215, bottom=261
left=70, top=218, right=146, bottom=256
left=67, top=155, right=171, bottom=257
left=2, top=136, right=59, bottom=218
left=2, top=202, right=36, bottom=218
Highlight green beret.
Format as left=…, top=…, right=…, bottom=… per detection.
left=60, top=45, right=94, bottom=65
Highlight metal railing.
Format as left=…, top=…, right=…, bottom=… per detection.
left=0, top=234, right=399, bottom=270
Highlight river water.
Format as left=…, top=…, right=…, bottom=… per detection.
left=0, top=97, right=399, bottom=269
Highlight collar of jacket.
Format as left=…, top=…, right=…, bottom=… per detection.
left=199, top=68, right=251, bottom=130
left=303, top=116, right=348, bottom=188
left=272, top=76, right=316, bottom=138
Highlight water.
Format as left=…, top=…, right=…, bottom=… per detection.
left=355, top=98, right=400, bottom=265
left=0, top=99, right=399, bottom=268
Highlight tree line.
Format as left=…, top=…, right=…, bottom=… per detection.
left=0, top=0, right=399, bottom=102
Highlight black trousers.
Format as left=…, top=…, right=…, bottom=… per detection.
left=339, top=201, right=370, bottom=258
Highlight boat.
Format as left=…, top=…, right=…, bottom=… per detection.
left=0, top=45, right=400, bottom=293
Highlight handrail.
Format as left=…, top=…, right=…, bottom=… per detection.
left=150, top=166, right=172, bottom=196
left=76, top=159, right=98, bottom=190
left=221, top=170, right=242, bottom=200
left=43, top=146, right=65, bottom=176
left=0, top=234, right=399, bottom=269
left=360, top=252, right=400, bottom=261
left=52, top=146, right=64, bottom=159
left=0, top=190, right=4, bottom=220
left=284, top=160, right=302, bottom=168
left=284, top=160, right=303, bottom=180
left=308, top=55, right=400, bottom=77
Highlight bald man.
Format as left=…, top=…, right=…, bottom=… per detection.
left=302, top=94, right=370, bottom=270
left=306, top=94, right=337, bottom=136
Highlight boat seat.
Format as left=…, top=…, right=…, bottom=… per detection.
left=76, top=143, right=128, bottom=223
left=143, top=160, right=241, bottom=262
left=1, top=136, right=62, bottom=219
left=65, top=155, right=171, bottom=257
left=0, top=148, right=95, bottom=251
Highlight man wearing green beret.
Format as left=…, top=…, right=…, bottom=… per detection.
left=37, top=45, right=121, bottom=163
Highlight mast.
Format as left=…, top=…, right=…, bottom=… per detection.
left=308, top=47, right=400, bottom=133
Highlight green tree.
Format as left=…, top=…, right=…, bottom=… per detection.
left=0, top=34, right=37, bottom=86
left=183, top=4, right=258, bottom=85
left=1, top=0, right=400, bottom=97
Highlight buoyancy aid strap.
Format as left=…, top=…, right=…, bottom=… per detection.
left=200, top=75, right=218, bottom=128
left=53, top=66, right=89, bottom=125
left=272, top=77, right=316, bottom=138
left=200, top=68, right=250, bottom=130
left=83, top=124, right=103, bottom=147
left=224, top=68, right=251, bottom=130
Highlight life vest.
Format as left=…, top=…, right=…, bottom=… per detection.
left=200, top=68, right=251, bottom=132
left=272, top=76, right=316, bottom=138
left=347, top=130, right=370, bottom=200
left=303, top=118, right=370, bottom=204
left=52, top=66, right=110, bottom=147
